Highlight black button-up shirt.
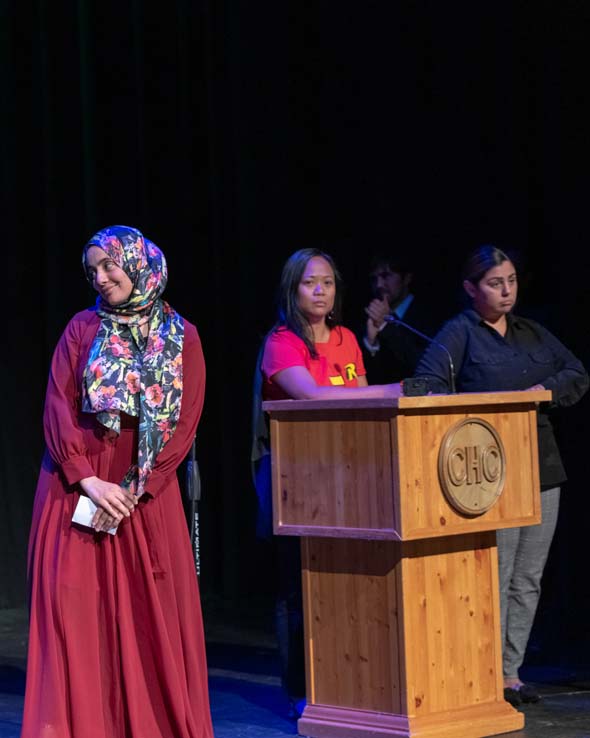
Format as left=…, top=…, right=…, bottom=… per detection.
left=415, top=309, right=589, bottom=486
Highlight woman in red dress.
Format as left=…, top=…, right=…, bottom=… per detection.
left=21, top=226, right=214, bottom=738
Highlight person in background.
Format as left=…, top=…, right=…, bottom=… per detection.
left=21, top=226, right=213, bottom=738
left=361, top=254, right=436, bottom=383
left=256, top=247, right=401, bottom=717
left=414, top=244, right=588, bottom=708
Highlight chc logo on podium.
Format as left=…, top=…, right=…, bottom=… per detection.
left=438, top=418, right=506, bottom=515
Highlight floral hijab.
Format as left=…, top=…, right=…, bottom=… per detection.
left=81, top=225, right=184, bottom=496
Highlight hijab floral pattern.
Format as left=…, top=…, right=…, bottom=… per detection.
left=82, top=226, right=184, bottom=496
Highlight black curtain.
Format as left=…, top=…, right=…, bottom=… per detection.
left=3, top=1, right=590, bottom=666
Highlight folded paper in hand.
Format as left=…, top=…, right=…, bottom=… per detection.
left=72, top=495, right=118, bottom=535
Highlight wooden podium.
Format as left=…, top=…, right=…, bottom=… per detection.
left=263, top=391, right=551, bottom=738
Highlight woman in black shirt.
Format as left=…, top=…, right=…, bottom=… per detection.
left=415, top=245, right=588, bottom=707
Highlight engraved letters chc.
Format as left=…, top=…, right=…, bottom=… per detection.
left=438, top=418, right=506, bottom=515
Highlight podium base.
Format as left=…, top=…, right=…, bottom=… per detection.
left=297, top=701, right=524, bottom=738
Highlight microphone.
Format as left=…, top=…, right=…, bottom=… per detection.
left=383, top=314, right=457, bottom=394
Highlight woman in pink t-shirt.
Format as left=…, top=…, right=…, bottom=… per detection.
left=261, top=248, right=401, bottom=400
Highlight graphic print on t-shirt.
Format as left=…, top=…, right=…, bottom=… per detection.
left=345, top=363, right=358, bottom=381
left=329, top=361, right=358, bottom=385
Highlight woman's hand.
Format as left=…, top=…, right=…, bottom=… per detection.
left=92, top=509, right=120, bottom=533
left=526, top=384, right=546, bottom=391
left=80, top=476, right=138, bottom=531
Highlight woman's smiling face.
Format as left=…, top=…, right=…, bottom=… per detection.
left=85, top=246, right=134, bottom=306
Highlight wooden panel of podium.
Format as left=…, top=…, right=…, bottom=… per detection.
left=263, top=391, right=550, bottom=738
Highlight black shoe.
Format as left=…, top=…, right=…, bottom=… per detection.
left=519, top=684, right=541, bottom=703
left=504, top=687, right=522, bottom=707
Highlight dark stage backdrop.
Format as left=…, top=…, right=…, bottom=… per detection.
left=2, top=2, right=590, bottom=666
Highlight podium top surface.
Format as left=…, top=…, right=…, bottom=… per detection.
left=262, top=389, right=551, bottom=413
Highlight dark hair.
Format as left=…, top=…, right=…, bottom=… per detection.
left=369, top=253, right=412, bottom=277
left=462, top=245, right=513, bottom=285
left=274, top=248, right=343, bottom=359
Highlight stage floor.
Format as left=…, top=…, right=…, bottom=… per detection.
left=2, top=602, right=589, bottom=738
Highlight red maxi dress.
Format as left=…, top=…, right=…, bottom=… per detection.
left=21, top=309, right=214, bottom=738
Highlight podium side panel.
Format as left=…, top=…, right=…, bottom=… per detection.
left=302, top=538, right=403, bottom=713
left=271, top=410, right=398, bottom=536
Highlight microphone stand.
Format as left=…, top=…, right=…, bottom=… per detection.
left=383, top=314, right=457, bottom=394
left=185, top=438, right=202, bottom=577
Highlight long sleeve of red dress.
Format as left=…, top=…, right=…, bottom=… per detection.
left=43, top=311, right=98, bottom=484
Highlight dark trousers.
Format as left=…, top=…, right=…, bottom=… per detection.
left=275, top=536, right=306, bottom=699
